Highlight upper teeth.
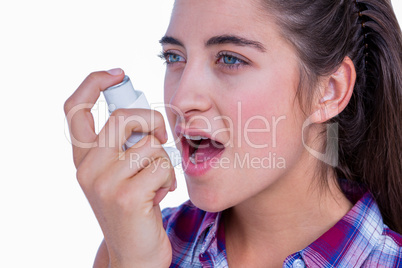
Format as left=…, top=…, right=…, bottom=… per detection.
left=183, top=134, right=209, bottom=140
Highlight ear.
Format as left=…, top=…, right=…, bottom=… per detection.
left=310, top=57, right=356, bottom=123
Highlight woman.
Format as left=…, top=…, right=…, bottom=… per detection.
left=64, top=0, right=401, bottom=267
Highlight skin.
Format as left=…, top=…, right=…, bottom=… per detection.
left=64, top=69, right=176, bottom=267
left=163, top=0, right=355, bottom=267
left=164, top=0, right=311, bottom=213
left=65, top=0, right=356, bottom=267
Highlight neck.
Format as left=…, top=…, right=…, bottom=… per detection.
left=224, top=162, right=353, bottom=267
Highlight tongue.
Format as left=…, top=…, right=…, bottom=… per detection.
left=194, top=139, right=223, bottom=162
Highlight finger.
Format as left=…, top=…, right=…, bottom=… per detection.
left=123, top=136, right=177, bottom=194
left=111, top=135, right=165, bottom=177
left=64, top=69, right=125, bottom=166
left=65, top=69, right=125, bottom=114
left=98, top=108, right=168, bottom=157
left=155, top=175, right=177, bottom=205
left=128, top=156, right=176, bottom=207
left=87, top=135, right=176, bottom=207
left=65, top=69, right=125, bottom=144
left=94, top=239, right=109, bottom=267
left=153, top=188, right=171, bottom=206
left=79, top=134, right=168, bottom=193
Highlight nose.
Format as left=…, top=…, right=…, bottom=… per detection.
left=167, top=62, right=212, bottom=120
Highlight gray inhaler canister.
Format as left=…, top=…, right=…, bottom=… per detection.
left=103, top=75, right=181, bottom=167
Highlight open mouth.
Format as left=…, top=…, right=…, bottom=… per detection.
left=183, top=134, right=225, bottom=164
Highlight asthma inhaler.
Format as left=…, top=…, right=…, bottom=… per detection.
left=103, top=75, right=181, bottom=167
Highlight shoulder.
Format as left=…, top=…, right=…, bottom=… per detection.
left=300, top=189, right=402, bottom=267
left=382, top=228, right=402, bottom=248
left=363, top=226, right=402, bottom=266
left=354, top=192, right=402, bottom=266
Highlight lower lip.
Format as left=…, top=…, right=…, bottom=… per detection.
left=181, top=139, right=225, bottom=177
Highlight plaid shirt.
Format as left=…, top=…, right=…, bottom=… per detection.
left=162, top=185, right=402, bottom=267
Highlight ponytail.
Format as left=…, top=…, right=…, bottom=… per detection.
left=261, top=0, right=402, bottom=233
left=342, top=0, right=402, bottom=233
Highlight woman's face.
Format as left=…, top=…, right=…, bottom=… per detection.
left=163, top=0, right=309, bottom=212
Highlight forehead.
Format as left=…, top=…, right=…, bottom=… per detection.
left=166, top=0, right=279, bottom=44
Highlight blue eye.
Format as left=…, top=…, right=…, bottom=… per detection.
left=216, top=52, right=249, bottom=70
left=222, top=55, right=240, bottom=65
left=160, top=51, right=185, bottom=65
left=168, top=54, right=183, bottom=63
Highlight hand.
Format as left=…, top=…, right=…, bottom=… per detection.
left=64, top=69, right=175, bottom=267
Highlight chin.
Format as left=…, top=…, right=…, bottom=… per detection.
left=188, top=187, right=227, bottom=212
left=190, top=199, right=226, bottom=213
left=187, top=187, right=230, bottom=213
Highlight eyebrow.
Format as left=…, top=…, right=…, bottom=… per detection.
left=159, top=34, right=266, bottom=52
left=159, top=36, right=184, bottom=47
left=206, top=35, right=266, bottom=52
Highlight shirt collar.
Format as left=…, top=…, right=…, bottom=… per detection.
left=193, top=210, right=224, bottom=250
left=192, top=209, right=227, bottom=265
left=298, top=191, right=384, bottom=267
left=194, top=210, right=220, bottom=252
left=191, top=182, right=383, bottom=267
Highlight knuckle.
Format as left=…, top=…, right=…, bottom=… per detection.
left=110, top=108, right=128, bottom=119
left=109, top=109, right=128, bottom=131
left=115, top=186, right=141, bottom=211
left=152, top=110, right=165, bottom=127
left=63, top=98, right=72, bottom=115
left=152, top=110, right=163, bottom=121
left=76, top=164, right=92, bottom=189
left=109, top=109, right=132, bottom=135
left=64, top=96, right=78, bottom=115
left=86, top=71, right=101, bottom=83
left=92, top=178, right=110, bottom=200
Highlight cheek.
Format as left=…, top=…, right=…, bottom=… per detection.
left=164, top=71, right=176, bottom=106
left=231, top=76, right=304, bottom=158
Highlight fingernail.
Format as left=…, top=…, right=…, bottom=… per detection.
left=106, top=68, right=123, bottom=76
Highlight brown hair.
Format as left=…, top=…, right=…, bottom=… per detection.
left=261, top=0, right=402, bottom=233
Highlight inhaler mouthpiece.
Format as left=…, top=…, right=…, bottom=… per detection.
left=103, top=75, right=181, bottom=167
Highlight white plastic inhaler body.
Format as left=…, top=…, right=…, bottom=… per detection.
left=103, top=75, right=181, bottom=167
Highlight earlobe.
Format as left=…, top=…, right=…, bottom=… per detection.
left=310, top=56, right=356, bottom=123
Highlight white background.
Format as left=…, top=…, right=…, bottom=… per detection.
left=0, top=1, right=401, bottom=267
